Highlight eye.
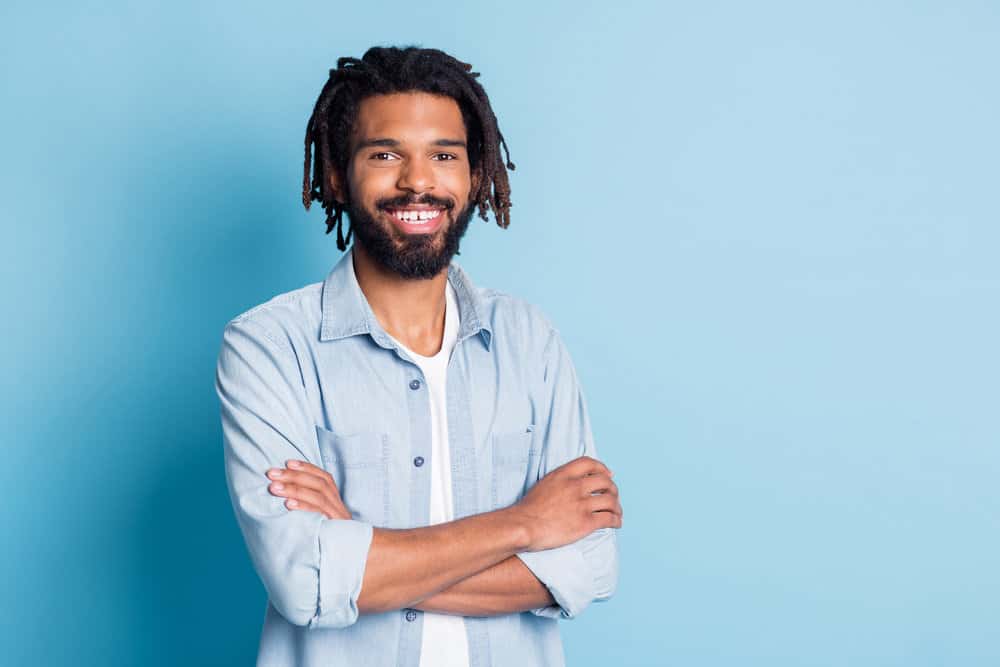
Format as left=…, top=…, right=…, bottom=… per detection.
left=433, top=153, right=458, bottom=161
left=371, top=152, right=398, bottom=161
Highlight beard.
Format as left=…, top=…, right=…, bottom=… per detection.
left=344, top=192, right=475, bottom=280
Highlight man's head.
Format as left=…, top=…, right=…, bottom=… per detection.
left=302, top=46, right=515, bottom=279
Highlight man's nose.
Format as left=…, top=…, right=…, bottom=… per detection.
left=396, top=157, right=435, bottom=193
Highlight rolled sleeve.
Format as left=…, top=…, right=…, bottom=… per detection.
left=517, top=528, right=618, bottom=619
left=517, top=327, right=621, bottom=620
left=313, top=518, right=374, bottom=628
left=215, top=318, right=373, bottom=629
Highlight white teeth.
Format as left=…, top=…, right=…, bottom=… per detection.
left=390, top=209, right=441, bottom=224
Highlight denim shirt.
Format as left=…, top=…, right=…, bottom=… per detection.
left=214, top=248, right=619, bottom=667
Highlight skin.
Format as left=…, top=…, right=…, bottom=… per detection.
left=336, top=90, right=480, bottom=354
left=266, top=91, right=624, bottom=616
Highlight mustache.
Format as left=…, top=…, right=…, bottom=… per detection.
left=377, top=194, right=454, bottom=210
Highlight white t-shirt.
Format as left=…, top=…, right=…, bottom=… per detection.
left=387, top=281, right=470, bottom=667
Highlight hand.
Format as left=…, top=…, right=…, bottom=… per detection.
left=266, top=460, right=352, bottom=520
left=510, top=456, right=622, bottom=552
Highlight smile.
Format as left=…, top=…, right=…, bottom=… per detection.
left=383, top=206, right=448, bottom=234
left=385, top=208, right=444, bottom=225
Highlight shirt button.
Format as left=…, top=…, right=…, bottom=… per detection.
left=409, top=379, right=421, bottom=390
left=405, top=609, right=417, bottom=622
left=413, top=456, right=424, bottom=467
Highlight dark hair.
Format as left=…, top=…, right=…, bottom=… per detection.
left=302, top=46, right=516, bottom=250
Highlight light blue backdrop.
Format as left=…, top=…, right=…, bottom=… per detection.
left=3, top=1, right=997, bottom=665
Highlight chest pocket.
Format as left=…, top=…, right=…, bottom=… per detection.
left=315, top=425, right=390, bottom=526
left=491, top=425, right=540, bottom=510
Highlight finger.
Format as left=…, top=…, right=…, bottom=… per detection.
left=590, top=508, right=622, bottom=529
left=285, top=460, right=339, bottom=488
left=286, top=480, right=352, bottom=519
left=271, top=464, right=345, bottom=510
left=281, top=498, right=338, bottom=519
left=269, top=482, right=338, bottom=516
left=565, top=455, right=610, bottom=479
left=586, top=493, right=621, bottom=516
left=268, top=467, right=336, bottom=496
left=580, top=474, right=616, bottom=496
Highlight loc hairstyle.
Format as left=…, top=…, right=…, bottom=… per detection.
left=302, top=46, right=516, bottom=251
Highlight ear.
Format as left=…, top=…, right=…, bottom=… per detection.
left=327, top=168, right=348, bottom=205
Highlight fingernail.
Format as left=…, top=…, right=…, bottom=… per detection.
left=272, top=482, right=284, bottom=491
left=268, top=469, right=282, bottom=478
left=287, top=499, right=298, bottom=508
left=288, top=460, right=302, bottom=469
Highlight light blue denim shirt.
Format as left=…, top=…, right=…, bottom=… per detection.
left=214, top=248, right=619, bottom=667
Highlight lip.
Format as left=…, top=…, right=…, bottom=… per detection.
left=383, top=207, right=447, bottom=235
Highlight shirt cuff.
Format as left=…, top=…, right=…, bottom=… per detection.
left=516, top=541, right=593, bottom=620
left=309, top=519, right=374, bottom=629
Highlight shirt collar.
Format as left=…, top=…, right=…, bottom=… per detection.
left=319, top=247, right=493, bottom=351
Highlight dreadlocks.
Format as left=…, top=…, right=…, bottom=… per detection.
left=302, top=46, right=516, bottom=251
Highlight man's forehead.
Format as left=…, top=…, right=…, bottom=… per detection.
left=352, top=91, right=466, bottom=143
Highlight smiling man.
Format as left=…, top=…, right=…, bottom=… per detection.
left=215, top=46, right=622, bottom=667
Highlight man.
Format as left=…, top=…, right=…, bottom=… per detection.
left=215, top=46, right=622, bottom=667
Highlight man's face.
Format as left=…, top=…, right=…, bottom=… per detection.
left=337, top=91, right=477, bottom=279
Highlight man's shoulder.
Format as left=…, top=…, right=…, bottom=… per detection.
left=472, top=285, right=558, bottom=349
left=222, top=281, right=324, bottom=348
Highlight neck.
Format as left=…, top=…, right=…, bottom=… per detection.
left=350, top=241, right=448, bottom=356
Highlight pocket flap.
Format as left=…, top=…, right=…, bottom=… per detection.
left=491, top=425, right=538, bottom=465
left=315, top=425, right=387, bottom=468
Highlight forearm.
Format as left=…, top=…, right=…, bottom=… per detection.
left=357, top=507, right=530, bottom=615
left=411, top=555, right=555, bottom=616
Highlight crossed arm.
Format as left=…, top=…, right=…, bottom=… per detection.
left=414, top=555, right=554, bottom=616
left=216, top=320, right=619, bottom=628
left=264, top=458, right=556, bottom=616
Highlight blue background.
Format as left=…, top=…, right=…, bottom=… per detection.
left=3, top=1, right=998, bottom=665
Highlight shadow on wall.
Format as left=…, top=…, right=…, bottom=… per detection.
left=116, top=128, right=294, bottom=663
left=129, top=397, right=264, bottom=664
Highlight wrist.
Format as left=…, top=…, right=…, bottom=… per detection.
left=498, top=505, right=534, bottom=552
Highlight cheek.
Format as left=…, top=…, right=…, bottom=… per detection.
left=349, top=163, right=396, bottom=200
left=442, top=172, right=472, bottom=204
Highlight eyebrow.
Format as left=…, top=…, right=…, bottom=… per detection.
left=355, top=137, right=467, bottom=152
